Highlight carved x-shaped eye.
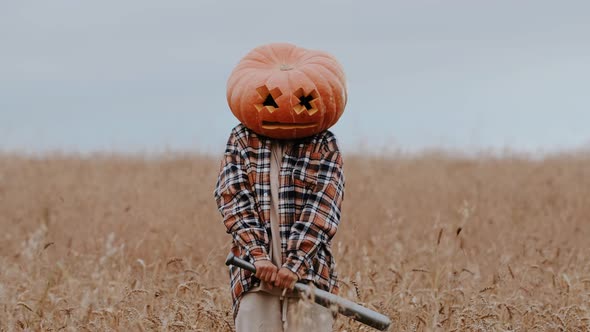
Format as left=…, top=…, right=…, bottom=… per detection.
left=255, top=85, right=282, bottom=113
left=293, top=88, right=319, bottom=115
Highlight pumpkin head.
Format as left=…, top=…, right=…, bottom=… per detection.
left=226, top=43, right=347, bottom=139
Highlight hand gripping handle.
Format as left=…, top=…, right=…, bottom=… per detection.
left=225, top=253, right=392, bottom=331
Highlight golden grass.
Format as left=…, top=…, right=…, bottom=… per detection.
left=1, top=151, right=590, bottom=331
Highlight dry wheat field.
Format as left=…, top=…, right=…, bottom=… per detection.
left=1, top=151, right=590, bottom=331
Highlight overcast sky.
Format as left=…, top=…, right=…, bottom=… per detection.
left=1, top=0, right=589, bottom=155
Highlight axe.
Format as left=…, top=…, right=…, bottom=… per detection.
left=225, top=253, right=392, bottom=331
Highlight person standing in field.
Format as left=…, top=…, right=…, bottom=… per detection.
left=214, top=43, right=348, bottom=332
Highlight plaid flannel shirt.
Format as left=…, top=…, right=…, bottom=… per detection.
left=214, top=124, right=345, bottom=315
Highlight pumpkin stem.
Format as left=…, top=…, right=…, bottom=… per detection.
left=280, top=64, right=294, bottom=71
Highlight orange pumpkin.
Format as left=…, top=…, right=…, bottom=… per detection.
left=226, top=43, right=347, bottom=139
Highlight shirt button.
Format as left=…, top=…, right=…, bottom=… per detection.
left=264, top=193, right=268, bottom=197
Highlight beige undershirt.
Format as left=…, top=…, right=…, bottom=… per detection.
left=250, top=141, right=285, bottom=295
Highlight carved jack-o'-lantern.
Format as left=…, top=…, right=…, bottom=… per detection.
left=226, top=43, right=347, bottom=139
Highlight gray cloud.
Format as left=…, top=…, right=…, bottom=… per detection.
left=1, top=0, right=589, bottom=154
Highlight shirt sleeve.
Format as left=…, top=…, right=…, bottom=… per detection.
left=282, top=139, right=345, bottom=278
left=214, top=130, right=270, bottom=262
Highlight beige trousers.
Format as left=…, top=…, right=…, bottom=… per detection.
left=235, top=292, right=334, bottom=332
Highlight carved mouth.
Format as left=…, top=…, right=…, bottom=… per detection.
left=261, top=121, right=318, bottom=130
